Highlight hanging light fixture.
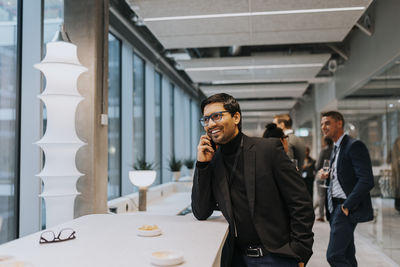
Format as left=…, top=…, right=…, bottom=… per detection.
left=34, top=24, right=87, bottom=227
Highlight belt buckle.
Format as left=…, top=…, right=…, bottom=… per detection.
left=246, top=247, right=263, bottom=257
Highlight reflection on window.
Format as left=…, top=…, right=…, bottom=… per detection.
left=0, top=0, right=18, bottom=244
left=154, top=72, right=162, bottom=184
left=133, top=54, right=145, bottom=172
left=107, top=33, right=121, bottom=200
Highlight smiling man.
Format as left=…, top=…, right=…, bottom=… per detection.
left=319, top=111, right=374, bottom=267
left=191, top=93, right=314, bottom=267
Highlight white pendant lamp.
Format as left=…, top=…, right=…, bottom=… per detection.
left=34, top=25, right=87, bottom=227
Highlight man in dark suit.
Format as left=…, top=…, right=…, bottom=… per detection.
left=192, top=93, right=314, bottom=267
left=320, top=111, right=374, bottom=266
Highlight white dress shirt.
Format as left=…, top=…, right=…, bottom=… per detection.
left=330, top=134, right=347, bottom=199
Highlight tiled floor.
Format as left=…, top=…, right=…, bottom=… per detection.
left=308, top=219, right=400, bottom=267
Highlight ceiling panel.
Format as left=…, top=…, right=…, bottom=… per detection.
left=128, top=0, right=373, bottom=48
left=146, top=17, right=250, bottom=36
left=200, top=83, right=308, bottom=98
left=177, top=54, right=330, bottom=83
left=158, top=30, right=348, bottom=49
left=187, top=68, right=320, bottom=83
left=239, top=100, right=296, bottom=110
left=242, top=110, right=290, bottom=117
left=130, top=0, right=372, bottom=18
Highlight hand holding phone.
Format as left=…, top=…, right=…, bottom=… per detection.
left=197, top=134, right=216, bottom=162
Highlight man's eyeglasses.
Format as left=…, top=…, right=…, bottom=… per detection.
left=200, top=111, right=229, bottom=127
left=39, top=228, right=76, bottom=244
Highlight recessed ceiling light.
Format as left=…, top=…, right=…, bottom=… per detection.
left=389, top=104, right=394, bottom=108
left=144, top=7, right=365, bottom=22
left=185, top=63, right=323, bottom=72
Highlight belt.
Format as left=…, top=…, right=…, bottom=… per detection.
left=238, top=245, right=268, bottom=257
left=332, top=197, right=345, bottom=206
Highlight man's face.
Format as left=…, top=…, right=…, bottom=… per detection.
left=273, top=118, right=285, bottom=130
left=203, top=102, right=240, bottom=144
left=321, top=116, right=343, bottom=140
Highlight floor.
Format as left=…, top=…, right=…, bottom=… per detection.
left=308, top=218, right=400, bottom=267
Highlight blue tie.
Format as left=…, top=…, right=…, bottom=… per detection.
left=327, top=145, right=338, bottom=213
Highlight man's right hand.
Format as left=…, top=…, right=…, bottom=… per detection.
left=197, top=135, right=215, bottom=162
left=318, top=169, right=329, bottom=180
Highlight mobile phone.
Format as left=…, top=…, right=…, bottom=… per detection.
left=206, top=133, right=217, bottom=151
left=210, top=139, right=217, bottom=151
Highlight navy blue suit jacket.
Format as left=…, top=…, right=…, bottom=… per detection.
left=326, top=134, right=374, bottom=223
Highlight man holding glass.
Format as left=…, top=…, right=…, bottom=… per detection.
left=191, top=93, right=314, bottom=267
left=320, top=111, right=374, bottom=266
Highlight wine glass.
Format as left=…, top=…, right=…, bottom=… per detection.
left=320, top=159, right=330, bottom=188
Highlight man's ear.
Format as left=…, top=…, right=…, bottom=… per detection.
left=234, top=112, right=241, bottom=125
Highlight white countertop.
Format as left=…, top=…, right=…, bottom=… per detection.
left=0, top=213, right=228, bottom=267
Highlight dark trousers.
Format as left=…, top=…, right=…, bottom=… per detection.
left=231, top=248, right=298, bottom=267
left=327, top=204, right=357, bottom=267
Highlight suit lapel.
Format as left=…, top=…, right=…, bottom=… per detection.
left=336, top=135, right=349, bottom=188
left=243, top=136, right=256, bottom=217
left=213, top=150, right=234, bottom=221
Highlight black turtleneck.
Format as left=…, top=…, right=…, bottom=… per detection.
left=220, top=132, right=261, bottom=249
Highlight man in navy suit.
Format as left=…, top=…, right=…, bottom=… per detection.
left=319, top=111, right=374, bottom=266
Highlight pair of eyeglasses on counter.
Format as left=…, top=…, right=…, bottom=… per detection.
left=39, top=228, right=76, bottom=244
left=199, top=111, right=229, bottom=126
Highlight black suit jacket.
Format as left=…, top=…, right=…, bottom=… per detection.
left=191, top=135, right=314, bottom=266
left=326, top=135, right=374, bottom=223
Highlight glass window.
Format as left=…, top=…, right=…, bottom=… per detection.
left=189, top=99, right=193, bottom=158
left=43, top=0, right=63, bottom=45
left=133, top=54, right=145, bottom=171
left=169, top=83, right=175, bottom=156
left=0, top=0, right=19, bottom=244
left=154, top=72, right=162, bottom=184
left=107, top=33, right=121, bottom=200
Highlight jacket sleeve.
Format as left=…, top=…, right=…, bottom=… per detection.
left=271, top=140, right=315, bottom=263
left=191, top=162, right=217, bottom=220
left=343, top=141, right=374, bottom=211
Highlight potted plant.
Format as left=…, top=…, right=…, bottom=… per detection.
left=129, top=158, right=156, bottom=211
left=169, top=156, right=183, bottom=181
left=184, top=158, right=195, bottom=177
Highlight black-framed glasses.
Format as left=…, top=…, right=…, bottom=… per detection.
left=39, top=228, right=76, bottom=244
left=199, top=111, right=229, bottom=126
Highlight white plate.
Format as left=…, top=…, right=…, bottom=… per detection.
left=151, top=250, right=184, bottom=266
left=137, top=228, right=162, bottom=237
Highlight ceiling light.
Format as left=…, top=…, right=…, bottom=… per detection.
left=389, top=104, right=394, bottom=108
left=144, top=7, right=365, bottom=22
left=185, top=63, right=323, bottom=72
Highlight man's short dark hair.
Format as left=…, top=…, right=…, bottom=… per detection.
left=263, top=123, right=285, bottom=139
left=274, top=113, right=292, bottom=128
left=322, top=111, right=345, bottom=129
left=201, top=93, right=242, bottom=131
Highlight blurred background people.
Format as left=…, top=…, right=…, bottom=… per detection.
left=314, top=137, right=333, bottom=222
left=273, top=114, right=306, bottom=171
left=391, top=137, right=400, bottom=212
left=263, top=123, right=289, bottom=153
left=302, top=147, right=316, bottom=199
